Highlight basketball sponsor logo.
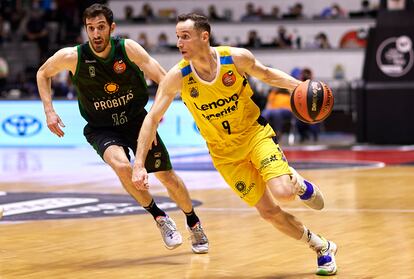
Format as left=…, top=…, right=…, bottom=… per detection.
left=235, top=181, right=246, bottom=192
left=2, top=115, right=42, bottom=137
left=310, top=82, right=322, bottom=112
left=0, top=192, right=202, bottom=221
left=222, top=70, right=236, bottom=86
left=113, top=60, right=126, bottom=74
left=259, top=153, right=279, bottom=170
left=376, top=36, right=413, bottom=77
left=194, top=93, right=239, bottom=111
left=104, top=82, right=119, bottom=94
left=188, top=76, right=197, bottom=85
left=234, top=182, right=255, bottom=198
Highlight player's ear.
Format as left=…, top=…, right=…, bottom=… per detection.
left=201, top=31, right=209, bottom=42
left=110, top=22, right=116, bottom=33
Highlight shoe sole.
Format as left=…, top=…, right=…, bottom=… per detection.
left=192, top=247, right=209, bottom=254
left=164, top=242, right=183, bottom=250
left=316, top=242, right=338, bottom=276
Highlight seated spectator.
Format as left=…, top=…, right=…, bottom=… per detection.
left=268, top=6, right=281, bottom=20
left=208, top=5, right=225, bottom=21
left=349, top=0, right=378, bottom=17
left=241, top=2, right=261, bottom=22
left=23, top=8, right=49, bottom=62
left=315, top=32, right=331, bottom=49
left=319, top=3, right=347, bottom=19
left=155, top=32, right=170, bottom=52
left=0, top=15, right=11, bottom=44
left=137, top=32, right=152, bottom=51
left=244, top=30, right=262, bottom=48
left=124, top=5, right=135, bottom=21
left=261, top=87, right=293, bottom=140
left=0, top=56, right=9, bottom=95
left=136, top=3, right=156, bottom=22
left=283, top=3, right=305, bottom=19
left=273, top=26, right=292, bottom=49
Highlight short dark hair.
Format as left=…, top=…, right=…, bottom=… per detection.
left=177, top=13, right=211, bottom=35
left=83, top=3, right=114, bottom=26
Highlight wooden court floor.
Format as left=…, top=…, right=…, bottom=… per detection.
left=0, top=146, right=413, bottom=279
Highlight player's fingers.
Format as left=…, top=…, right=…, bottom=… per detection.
left=58, top=117, right=66, bottom=128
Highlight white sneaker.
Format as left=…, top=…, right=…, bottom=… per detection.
left=316, top=238, right=338, bottom=275
left=290, top=167, right=325, bottom=210
left=188, top=222, right=209, bottom=254
left=155, top=216, right=183, bottom=250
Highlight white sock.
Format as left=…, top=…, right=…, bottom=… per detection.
left=289, top=167, right=306, bottom=196
left=300, top=226, right=327, bottom=251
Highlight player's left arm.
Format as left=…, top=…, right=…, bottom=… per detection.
left=231, top=47, right=301, bottom=92
left=124, top=38, right=166, bottom=84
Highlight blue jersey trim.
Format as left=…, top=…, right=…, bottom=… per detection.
left=220, top=56, right=233, bottom=65
left=181, top=65, right=192, bottom=77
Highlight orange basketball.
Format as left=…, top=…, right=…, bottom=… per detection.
left=290, top=80, right=334, bottom=124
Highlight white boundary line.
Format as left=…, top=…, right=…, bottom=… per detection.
left=197, top=207, right=414, bottom=214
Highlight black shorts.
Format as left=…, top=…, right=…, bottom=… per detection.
left=83, top=115, right=172, bottom=173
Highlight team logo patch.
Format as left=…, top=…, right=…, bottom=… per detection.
left=89, top=66, right=96, bottom=77
left=190, top=87, right=199, bottom=98
left=104, top=82, right=119, bottom=94
left=155, top=159, right=161, bottom=169
left=113, top=60, right=126, bottom=74
left=222, top=70, right=236, bottom=86
left=235, top=181, right=246, bottom=192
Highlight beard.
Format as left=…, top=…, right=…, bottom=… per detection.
left=89, top=31, right=111, bottom=53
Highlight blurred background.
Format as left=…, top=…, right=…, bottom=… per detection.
left=0, top=0, right=413, bottom=147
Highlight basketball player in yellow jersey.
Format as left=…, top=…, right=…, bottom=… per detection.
left=133, top=13, right=338, bottom=275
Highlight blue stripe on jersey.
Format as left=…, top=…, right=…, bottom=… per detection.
left=181, top=65, right=192, bottom=77
left=220, top=56, right=233, bottom=65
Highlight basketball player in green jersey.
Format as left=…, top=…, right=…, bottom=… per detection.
left=133, top=14, right=338, bottom=275
left=36, top=4, right=208, bottom=254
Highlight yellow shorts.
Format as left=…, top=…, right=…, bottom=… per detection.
left=211, top=137, right=291, bottom=206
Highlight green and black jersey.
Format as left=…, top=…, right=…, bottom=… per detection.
left=70, top=37, right=149, bottom=128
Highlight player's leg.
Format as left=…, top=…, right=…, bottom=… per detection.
left=248, top=136, right=336, bottom=274
left=149, top=134, right=208, bottom=254
left=84, top=125, right=182, bottom=250
left=254, top=189, right=337, bottom=275
left=155, top=170, right=209, bottom=254
left=103, top=145, right=183, bottom=250
left=251, top=137, right=325, bottom=210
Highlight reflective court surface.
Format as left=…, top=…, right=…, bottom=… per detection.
left=0, top=144, right=414, bottom=279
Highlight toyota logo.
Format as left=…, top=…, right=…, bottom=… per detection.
left=2, top=115, right=42, bottom=137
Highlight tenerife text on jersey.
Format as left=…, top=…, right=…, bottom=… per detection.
left=194, top=93, right=239, bottom=120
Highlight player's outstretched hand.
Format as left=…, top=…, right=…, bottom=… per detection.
left=46, top=111, right=65, bottom=137
left=132, top=165, right=150, bottom=190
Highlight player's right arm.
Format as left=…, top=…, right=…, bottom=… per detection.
left=36, top=47, right=78, bottom=137
left=131, top=65, right=182, bottom=190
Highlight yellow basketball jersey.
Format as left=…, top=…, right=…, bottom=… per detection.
left=179, top=46, right=275, bottom=160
